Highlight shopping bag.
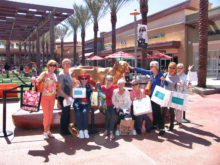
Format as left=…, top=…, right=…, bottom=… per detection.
left=133, top=96, right=152, bottom=116
left=187, top=71, right=198, bottom=82
left=170, top=91, right=188, bottom=111
left=119, top=120, right=134, bottom=135
left=98, top=91, right=107, bottom=110
left=151, top=85, right=171, bottom=107
left=72, top=88, right=86, bottom=98
left=90, top=91, right=99, bottom=107
left=22, top=90, right=42, bottom=112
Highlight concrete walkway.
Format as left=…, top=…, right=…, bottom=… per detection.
left=0, top=93, right=220, bottom=165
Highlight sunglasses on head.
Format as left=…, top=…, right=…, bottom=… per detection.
left=132, top=83, right=139, bottom=87
left=49, top=64, right=57, bottom=67
left=81, top=77, right=88, bottom=80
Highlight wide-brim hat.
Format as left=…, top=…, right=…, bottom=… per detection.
left=78, top=73, right=90, bottom=81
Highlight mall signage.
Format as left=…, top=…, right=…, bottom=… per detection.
left=137, top=24, right=148, bottom=48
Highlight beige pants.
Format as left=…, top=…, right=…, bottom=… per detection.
left=175, top=109, right=183, bottom=123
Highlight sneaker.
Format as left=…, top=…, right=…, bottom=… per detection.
left=84, top=130, right=90, bottom=139
left=47, top=131, right=55, bottom=138
left=103, top=130, right=108, bottom=136
left=159, top=129, right=165, bottom=136
left=168, top=125, right=174, bottom=131
left=78, top=130, right=84, bottom=139
left=109, top=132, right=115, bottom=140
left=133, top=129, right=137, bottom=135
left=43, top=132, right=49, bottom=140
left=115, top=130, right=120, bottom=136
left=179, top=123, right=183, bottom=128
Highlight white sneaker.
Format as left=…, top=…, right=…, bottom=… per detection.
left=115, top=130, right=120, bottom=136
left=47, top=131, right=55, bottom=138
left=78, top=130, right=84, bottom=139
left=133, top=129, right=137, bottom=135
left=84, top=130, right=90, bottom=139
left=43, top=132, right=49, bottom=140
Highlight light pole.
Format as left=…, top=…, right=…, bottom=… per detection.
left=130, top=9, right=140, bottom=68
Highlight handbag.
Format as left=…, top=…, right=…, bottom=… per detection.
left=34, top=73, right=48, bottom=92
left=22, top=90, right=42, bottom=112
left=169, top=91, right=188, bottom=111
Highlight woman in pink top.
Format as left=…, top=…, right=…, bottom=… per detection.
left=101, top=75, right=118, bottom=140
left=130, top=80, right=151, bottom=134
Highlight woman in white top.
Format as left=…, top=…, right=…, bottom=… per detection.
left=112, top=78, right=132, bottom=136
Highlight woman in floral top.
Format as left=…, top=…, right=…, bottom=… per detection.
left=32, top=60, right=58, bottom=140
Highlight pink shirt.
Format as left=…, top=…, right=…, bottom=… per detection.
left=130, top=89, right=145, bottom=105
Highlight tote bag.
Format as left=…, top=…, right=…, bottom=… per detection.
left=22, top=90, right=41, bottom=112
left=151, top=85, right=171, bottom=107
left=133, top=96, right=152, bottom=116
left=170, top=91, right=188, bottom=111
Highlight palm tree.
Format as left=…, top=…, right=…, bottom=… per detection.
left=84, top=0, right=106, bottom=66
left=198, top=0, right=208, bottom=88
left=66, top=15, right=80, bottom=65
left=55, top=24, right=69, bottom=62
left=73, top=4, right=91, bottom=66
left=140, top=0, right=148, bottom=69
left=105, top=0, right=131, bottom=53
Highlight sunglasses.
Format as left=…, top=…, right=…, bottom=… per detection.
left=81, top=77, right=88, bottom=80
left=178, top=67, right=183, bottom=69
left=169, top=67, right=176, bottom=69
left=49, top=64, right=57, bottom=67
left=150, top=66, right=154, bottom=68
left=132, top=83, right=139, bottom=87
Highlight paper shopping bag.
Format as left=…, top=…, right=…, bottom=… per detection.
left=72, top=88, right=86, bottom=98
left=170, top=91, right=188, bottom=111
left=151, top=85, right=171, bottom=107
left=90, top=91, right=99, bottom=107
left=187, top=71, right=198, bottom=82
left=133, top=96, right=152, bottom=116
left=120, top=120, right=134, bottom=135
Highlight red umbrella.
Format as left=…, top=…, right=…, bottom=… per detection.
left=86, top=55, right=105, bottom=61
left=105, top=51, right=135, bottom=59
left=138, top=54, right=155, bottom=59
left=153, top=53, right=171, bottom=59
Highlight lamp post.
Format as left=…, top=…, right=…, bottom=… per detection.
left=130, top=9, right=140, bottom=68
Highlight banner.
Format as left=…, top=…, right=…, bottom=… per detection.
left=137, top=24, right=148, bottom=48
left=170, top=91, right=188, bottom=111
left=151, top=85, right=172, bottom=107
left=133, top=96, right=152, bottom=116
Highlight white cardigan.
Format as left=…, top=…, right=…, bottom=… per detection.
left=112, top=88, right=131, bottom=110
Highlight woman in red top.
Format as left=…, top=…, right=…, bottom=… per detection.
left=101, top=75, right=118, bottom=140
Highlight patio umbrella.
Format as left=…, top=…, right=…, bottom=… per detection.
left=105, top=51, right=135, bottom=59
left=153, top=53, right=171, bottom=59
left=86, top=55, right=105, bottom=61
left=138, top=54, right=155, bottom=59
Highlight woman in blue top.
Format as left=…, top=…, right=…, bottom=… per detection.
left=128, top=61, right=168, bottom=136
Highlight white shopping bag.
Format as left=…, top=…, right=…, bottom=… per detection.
left=170, top=91, right=188, bottom=111
left=72, top=88, right=86, bottom=98
left=187, top=71, right=198, bottom=82
left=151, top=85, right=172, bottom=107
left=63, top=97, right=74, bottom=107
left=133, top=96, right=152, bottom=116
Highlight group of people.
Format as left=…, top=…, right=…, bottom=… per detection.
left=31, top=58, right=191, bottom=140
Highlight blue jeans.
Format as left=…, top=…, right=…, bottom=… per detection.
left=105, top=105, right=115, bottom=131
left=135, top=114, right=150, bottom=130
left=75, top=104, right=89, bottom=130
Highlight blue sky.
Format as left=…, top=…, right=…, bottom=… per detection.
left=9, top=0, right=220, bottom=42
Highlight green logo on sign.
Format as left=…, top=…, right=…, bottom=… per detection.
left=75, top=90, right=83, bottom=95
left=172, top=97, right=184, bottom=105
left=155, top=91, right=165, bottom=100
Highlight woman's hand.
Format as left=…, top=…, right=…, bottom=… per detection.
left=127, top=63, right=134, bottom=70
left=116, top=108, right=120, bottom=113
left=30, top=77, right=37, bottom=83
left=188, top=65, right=194, bottom=71
left=160, top=76, right=166, bottom=81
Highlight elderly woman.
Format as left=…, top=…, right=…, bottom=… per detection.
left=128, top=61, right=168, bottom=136
left=31, top=60, right=58, bottom=140
left=112, top=78, right=132, bottom=136
left=57, top=59, right=73, bottom=136
left=161, top=62, right=180, bottom=131
left=73, top=73, right=93, bottom=139
left=101, top=75, right=118, bottom=140
left=130, top=80, right=150, bottom=134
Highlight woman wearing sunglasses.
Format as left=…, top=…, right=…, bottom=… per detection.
left=161, top=62, right=180, bottom=132
left=57, top=59, right=73, bottom=136
left=31, top=60, right=58, bottom=140
left=130, top=80, right=150, bottom=134
left=73, top=73, right=93, bottom=139
left=128, top=61, right=168, bottom=136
